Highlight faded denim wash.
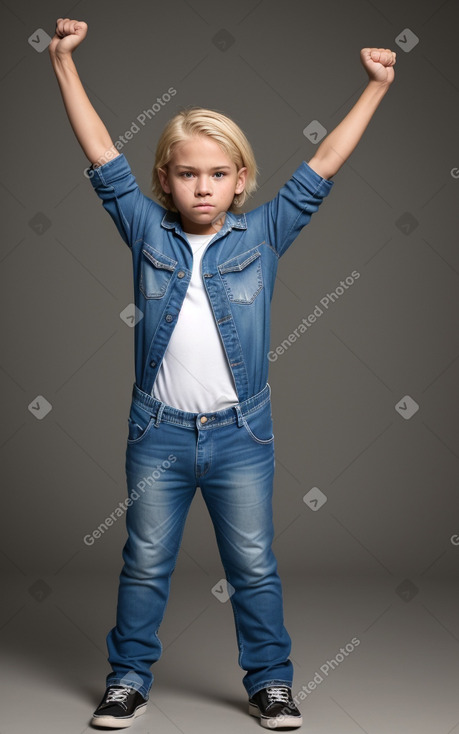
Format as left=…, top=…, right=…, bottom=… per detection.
left=88, top=153, right=334, bottom=699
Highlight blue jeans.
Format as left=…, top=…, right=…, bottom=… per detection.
left=105, top=382, right=293, bottom=699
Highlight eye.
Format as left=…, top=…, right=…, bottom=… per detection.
left=179, top=171, right=227, bottom=180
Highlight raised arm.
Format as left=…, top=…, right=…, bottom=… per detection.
left=307, top=47, right=396, bottom=180
left=48, top=18, right=119, bottom=168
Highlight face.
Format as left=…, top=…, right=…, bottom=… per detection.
left=158, top=135, right=247, bottom=235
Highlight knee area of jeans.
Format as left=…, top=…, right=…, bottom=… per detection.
left=226, top=553, right=278, bottom=580
left=122, top=547, right=176, bottom=576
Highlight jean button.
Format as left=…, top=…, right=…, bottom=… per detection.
left=200, top=416, right=208, bottom=424
left=177, top=270, right=185, bottom=279
left=165, top=314, right=173, bottom=323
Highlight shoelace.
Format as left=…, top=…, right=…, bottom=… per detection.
left=105, top=687, right=132, bottom=710
left=266, top=686, right=290, bottom=706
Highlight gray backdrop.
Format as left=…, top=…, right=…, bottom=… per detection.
left=1, top=0, right=458, bottom=732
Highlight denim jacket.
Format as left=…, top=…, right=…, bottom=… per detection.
left=89, top=153, right=334, bottom=402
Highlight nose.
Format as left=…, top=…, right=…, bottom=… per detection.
left=195, top=175, right=212, bottom=196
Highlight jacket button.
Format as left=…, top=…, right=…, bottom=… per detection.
left=150, top=360, right=157, bottom=367
left=165, top=314, right=173, bottom=322
left=200, top=416, right=208, bottom=424
left=177, top=270, right=185, bottom=278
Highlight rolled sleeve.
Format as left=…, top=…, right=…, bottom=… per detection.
left=88, top=153, right=157, bottom=248
left=264, top=161, right=334, bottom=257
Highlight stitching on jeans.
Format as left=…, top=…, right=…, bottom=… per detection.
left=127, top=417, right=155, bottom=444
left=131, top=386, right=270, bottom=428
left=241, top=417, right=274, bottom=445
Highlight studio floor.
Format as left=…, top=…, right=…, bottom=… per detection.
left=1, top=572, right=458, bottom=734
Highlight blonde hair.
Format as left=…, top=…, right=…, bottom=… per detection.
left=151, top=107, right=258, bottom=212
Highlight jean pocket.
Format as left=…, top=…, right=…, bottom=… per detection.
left=139, top=243, right=176, bottom=299
left=127, top=401, right=155, bottom=444
left=241, top=399, right=274, bottom=444
left=218, top=247, right=263, bottom=305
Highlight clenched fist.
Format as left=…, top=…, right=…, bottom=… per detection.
left=360, top=47, right=396, bottom=85
left=49, top=18, right=88, bottom=56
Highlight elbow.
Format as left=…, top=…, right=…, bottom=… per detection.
left=307, top=156, right=336, bottom=181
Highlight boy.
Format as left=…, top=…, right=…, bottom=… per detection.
left=49, top=17, right=395, bottom=730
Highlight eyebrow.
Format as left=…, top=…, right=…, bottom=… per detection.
left=174, top=165, right=232, bottom=171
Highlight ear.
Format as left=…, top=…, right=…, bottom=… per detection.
left=234, top=166, right=247, bottom=195
left=157, top=166, right=171, bottom=194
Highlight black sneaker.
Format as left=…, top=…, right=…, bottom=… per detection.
left=91, top=685, right=147, bottom=729
left=248, top=686, right=302, bottom=729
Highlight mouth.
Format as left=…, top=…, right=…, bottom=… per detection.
left=193, top=204, right=214, bottom=210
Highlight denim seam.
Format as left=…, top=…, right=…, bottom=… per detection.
left=154, top=403, right=165, bottom=426
left=227, top=576, right=245, bottom=670
left=241, top=416, right=274, bottom=445
left=130, top=385, right=270, bottom=427
left=161, top=419, right=196, bottom=429
left=126, top=417, right=156, bottom=444
left=242, top=394, right=270, bottom=417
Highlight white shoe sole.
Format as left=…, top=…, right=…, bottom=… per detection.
left=91, top=702, right=147, bottom=729
left=249, top=701, right=303, bottom=729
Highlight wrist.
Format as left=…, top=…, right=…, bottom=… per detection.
left=367, top=78, right=392, bottom=91
left=49, top=50, right=76, bottom=75
left=49, top=48, right=73, bottom=64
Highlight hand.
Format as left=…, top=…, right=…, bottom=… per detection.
left=360, top=47, right=396, bottom=85
left=49, top=17, right=88, bottom=56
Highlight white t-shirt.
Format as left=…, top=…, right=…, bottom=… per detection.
left=152, top=232, right=239, bottom=412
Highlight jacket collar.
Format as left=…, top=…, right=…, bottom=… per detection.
left=160, top=209, right=247, bottom=235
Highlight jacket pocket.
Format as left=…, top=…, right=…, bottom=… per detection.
left=140, top=243, right=177, bottom=299
left=218, top=247, right=263, bottom=305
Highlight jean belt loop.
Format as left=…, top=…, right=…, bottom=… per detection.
left=234, top=404, right=244, bottom=427
left=154, top=402, right=165, bottom=427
